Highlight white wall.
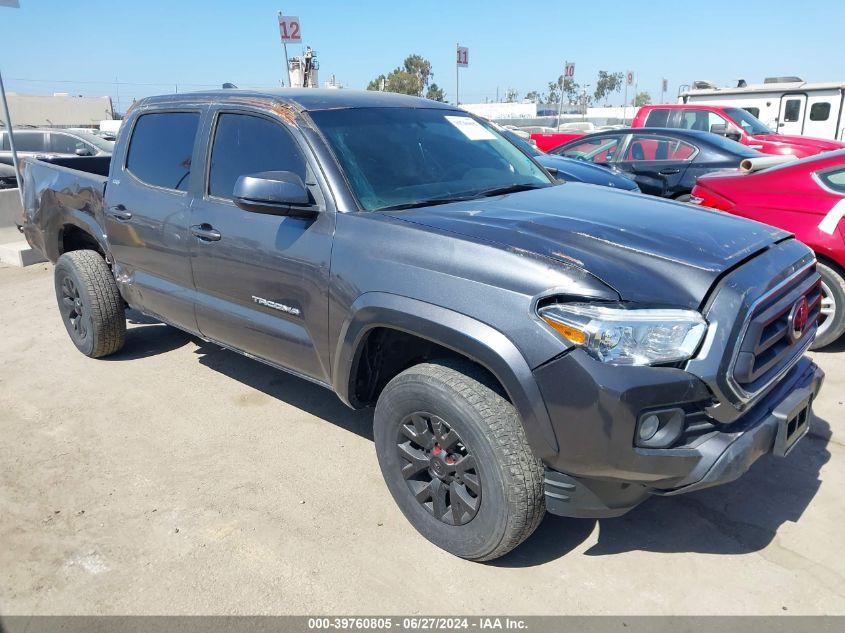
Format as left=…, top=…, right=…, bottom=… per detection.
left=1, top=93, right=114, bottom=127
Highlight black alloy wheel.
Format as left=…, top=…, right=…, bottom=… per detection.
left=396, top=412, right=481, bottom=526
left=58, top=273, right=90, bottom=344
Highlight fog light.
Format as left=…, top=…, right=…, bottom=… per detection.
left=639, top=414, right=660, bottom=441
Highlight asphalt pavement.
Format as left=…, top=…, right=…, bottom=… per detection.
left=1, top=262, right=844, bottom=615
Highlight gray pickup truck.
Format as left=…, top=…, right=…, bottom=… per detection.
left=20, top=89, right=825, bottom=561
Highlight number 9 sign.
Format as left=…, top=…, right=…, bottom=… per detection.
left=279, top=15, right=302, bottom=44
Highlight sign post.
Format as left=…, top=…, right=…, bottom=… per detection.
left=661, top=78, right=668, bottom=104
left=0, top=0, right=22, bottom=205
left=278, top=12, right=302, bottom=87
left=456, top=44, right=468, bottom=105
left=624, top=70, right=634, bottom=123
left=556, top=62, right=574, bottom=131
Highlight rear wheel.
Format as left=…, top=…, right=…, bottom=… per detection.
left=373, top=360, right=545, bottom=561
left=812, top=261, right=845, bottom=349
left=54, top=250, right=126, bottom=358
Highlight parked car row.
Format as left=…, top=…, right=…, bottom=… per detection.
left=0, top=128, right=114, bottom=187
left=512, top=113, right=845, bottom=349
left=549, top=127, right=759, bottom=200
left=691, top=150, right=845, bottom=348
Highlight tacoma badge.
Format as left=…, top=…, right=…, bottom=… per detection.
left=251, top=295, right=301, bottom=316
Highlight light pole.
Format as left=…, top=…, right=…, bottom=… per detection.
left=0, top=1, right=22, bottom=205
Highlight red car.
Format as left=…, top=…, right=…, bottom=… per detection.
left=691, top=150, right=845, bottom=348
left=633, top=105, right=845, bottom=159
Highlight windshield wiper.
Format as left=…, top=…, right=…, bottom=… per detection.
left=378, top=194, right=477, bottom=211
left=377, top=183, right=547, bottom=211
left=475, top=182, right=547, bottom=198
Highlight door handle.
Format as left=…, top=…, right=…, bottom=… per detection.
left=190, top=224, right=222, bottom=242
left=658, top=168, right=680, bottom=175
left=107, top=204, right=133, bottom=221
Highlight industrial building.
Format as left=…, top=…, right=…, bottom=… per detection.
left=0, top=92, right=114, bottom=128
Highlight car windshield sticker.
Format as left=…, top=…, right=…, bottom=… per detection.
left=445, top=116, right=497, bottom=141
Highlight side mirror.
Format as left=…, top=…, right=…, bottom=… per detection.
left=75, top=148, right=93, bottom=156
left=710, top=124, right=742, bottom=142
left=233, top=171, right=316, bottom=217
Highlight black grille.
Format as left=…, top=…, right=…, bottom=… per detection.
left=732, top=265, right=821, bottom=396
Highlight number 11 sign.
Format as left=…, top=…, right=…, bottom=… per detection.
left=279, top=15, right=302, bottom=43
left=456, top=46, right=469, bottom=68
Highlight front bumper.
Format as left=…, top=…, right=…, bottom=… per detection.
left=534, top=349, right=824, bottom=518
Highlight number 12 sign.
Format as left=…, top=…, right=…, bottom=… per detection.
left=456, top=46, right=469, bottom=68
left=279, top=15, right=302, bottom=44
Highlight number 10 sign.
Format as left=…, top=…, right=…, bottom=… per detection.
left=456, top=46, right=469, bottom=68
left=279, top=15, right=302, bottom=43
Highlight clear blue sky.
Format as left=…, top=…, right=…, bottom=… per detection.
left=1, top=0, right=840, bottom=112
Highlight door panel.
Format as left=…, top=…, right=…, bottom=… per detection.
left=778, top=94, right=807, bottom=135
left=105, top=110, right=202, bottom=331
left=189, top=111, right=334, bottom=384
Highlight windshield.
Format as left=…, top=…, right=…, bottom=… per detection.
left=309, top=108, right=552, bottom=211
left=724, top=107, right=774, bottom=136
left=502, top=130, right=543, bottom=157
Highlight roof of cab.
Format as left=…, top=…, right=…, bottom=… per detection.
left=137, top=88, right=458, bottom=112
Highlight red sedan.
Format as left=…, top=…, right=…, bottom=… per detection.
left=691, top=150, right=845, bottom=348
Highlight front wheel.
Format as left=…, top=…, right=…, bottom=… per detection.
left=373, top=360, right=545, bottom=561
left=54, top=250, right=126, bottom=358
left=812, top=261, right=845, bottom=349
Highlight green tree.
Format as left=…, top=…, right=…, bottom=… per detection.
left=594, top=70, right=623, bottom=104
left=403, top=54, right=433, bottom=91
left=632, top=91, right=652, bottom=106
left=504, top=88, right=519, bottom=103
left=366, top=74, right=387, bottom=91
left=547, top=76, right=579, bottom=104
left=366, top=54, right=438, bottom=98
left=525, top=90, right=542, bottom=103
left=426, top=83, right=446, bottom=102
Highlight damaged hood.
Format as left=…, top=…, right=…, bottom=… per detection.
left=384, top=183, right=789, bottom=309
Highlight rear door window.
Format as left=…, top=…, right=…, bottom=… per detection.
left=11, top=131, right=47, bottom=152
left=621, top=135, right=697, bottom=161
left=644, top=109, right=671, bottom=127
left=126, top=112, right=200, bottom=191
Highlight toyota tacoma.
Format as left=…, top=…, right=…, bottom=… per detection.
left=20, top=90, right=825, bottom=561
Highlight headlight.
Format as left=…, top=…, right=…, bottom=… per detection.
left=539, top=303, right=707, bottom=365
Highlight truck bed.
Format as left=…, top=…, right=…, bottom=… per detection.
left=21, top=156, right=111, bottom=262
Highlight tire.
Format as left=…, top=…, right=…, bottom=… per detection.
left=373, top=360, right=545, bottom=561
left=812, top=261, right=845, bottom=349
left=54, top=250, right=126, bottom=358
